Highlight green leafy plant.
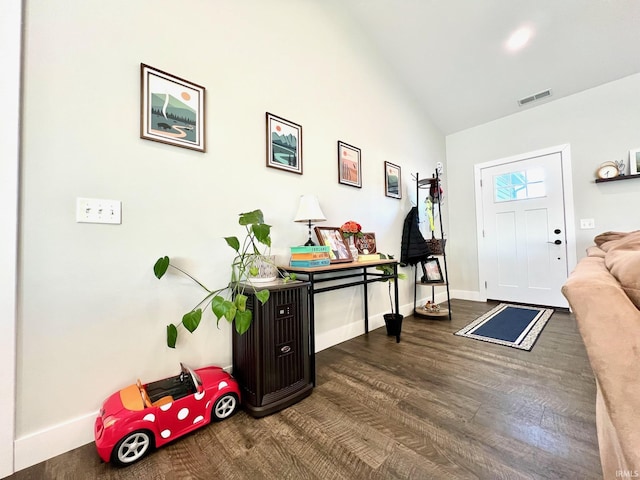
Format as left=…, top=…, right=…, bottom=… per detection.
left=376, top=253, right=407, bottom=312
left=154, top=209, right=294, bottom=348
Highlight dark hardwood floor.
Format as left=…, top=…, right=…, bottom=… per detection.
left=8, top=299, right=601, bottom=479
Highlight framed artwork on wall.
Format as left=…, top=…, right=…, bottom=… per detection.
left=384, top=161, right=402, bottom=199
left=337, top=141, right=362, bottom=187
left=266, top=112, right=303, bottom=174
left=630, top=148, right=640, bottom=175
left=140, top=64, right=205, bottom=152
left=314, top=226, right=353, bottom=263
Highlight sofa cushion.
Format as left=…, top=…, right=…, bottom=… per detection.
left=586, top=245, right=606, bottom=258
left=604, top=231, right=640, bottom=309
left=596, top=230, right=640, bottom=251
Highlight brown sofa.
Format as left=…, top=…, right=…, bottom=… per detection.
left=562, top=230, right=640, bottom=479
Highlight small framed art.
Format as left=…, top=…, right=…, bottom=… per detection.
left=266, top=112, right=303, bottom=174
left=630, top=149, right=640, bottom=175
left=140, top=64, right=205, bottom=152
left=338, top=141, right=362, bottom=187
left=420, top=258, right=444, bottom=283
left=314, top=226, right=353, bottom=263
left=354, top=232, right=376, bottom=254
left=384, top=161, right=402, bottom=199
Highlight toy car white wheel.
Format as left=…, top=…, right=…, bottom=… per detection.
left=112, top=430, right=153, bottom=466
left=212, top=393, right=238, bottom=421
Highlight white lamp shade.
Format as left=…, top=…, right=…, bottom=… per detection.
left=294, top=194, right=326, bottom=223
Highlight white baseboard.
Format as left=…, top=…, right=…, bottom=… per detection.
left=450, top=289, right=483, bottom=302
left=14, top=411, right=96, bottom=472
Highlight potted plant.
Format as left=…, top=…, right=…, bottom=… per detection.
left=153, top=209, right=293, bottom=348
left=377, top=254, right=407, bottom=342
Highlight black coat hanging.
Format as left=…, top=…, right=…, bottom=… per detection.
left=400, top=206, right=430, bottom=266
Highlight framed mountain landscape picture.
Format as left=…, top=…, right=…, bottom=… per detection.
left=140, top=64, right=206, bottom=152
left=266, top=112, right=303, bottom=174
left=384, top=161, right=402, bottom=199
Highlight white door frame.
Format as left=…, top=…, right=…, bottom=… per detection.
left=474, top=144, right=577, bottom=303
left=0, top=0, right=22, bottom=476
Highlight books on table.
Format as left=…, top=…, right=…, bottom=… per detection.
left=289, top=245, right=330, bottom=267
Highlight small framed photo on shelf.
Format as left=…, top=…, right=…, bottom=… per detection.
left=266, top=112, right=303, bottom=175
left=314, top=226, right=353, bottom=263
left=354, top=232, right=376, bottom=254
left=140, top=64, right=206, bottom=152
left=630, top=149, right=640, bottom=175
left=384, top=161, right=402, bottom=199
left=337, top=141, right=362, bottom=188
left=420, top=258, right=444, bottom=283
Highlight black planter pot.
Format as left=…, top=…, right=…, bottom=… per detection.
left=383, top=313, right=403, bottom=343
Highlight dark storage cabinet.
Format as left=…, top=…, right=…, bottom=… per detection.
left=232, top=281, right=312, bottom=418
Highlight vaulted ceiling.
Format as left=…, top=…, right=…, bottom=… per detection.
left=334, top=0, right=640, bottom=134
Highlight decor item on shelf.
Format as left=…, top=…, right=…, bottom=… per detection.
left=357, top=253, right=381, bottom=262
left=384, top=161, right=402, bottom=199
left=630, top=148, right=640, bottom=175
left=294, top=194, right=326, bottom=246
left=266, top=112, right=303, bottom=174
left=154, top=209, right=295, bottom=348
left=140, top=64, right=206, bottom=152
left=314, top=226, right=353, bottom=263
left=337, top=141, right=362, bottom=188
left=420, top=257, right=444, bottom=283
left=614, top=159, right=627, bottom=176
left=340, top=220, right=363, bottom=261
left=423, top=301, right=441, bottom=312
left=354, top=232, right=376, bottom=254
left=596, top=161, right=620, bottom=180
left=377, top=254, right=407, bottom=342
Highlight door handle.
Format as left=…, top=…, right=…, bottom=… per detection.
left=548, top=240, right=562, bottom=245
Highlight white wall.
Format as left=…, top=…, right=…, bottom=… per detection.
left=14, top=0, right=445, bottom=470
left=446, top=73, right=640, bottom=296
left=0, top=1, right=21, bottom=476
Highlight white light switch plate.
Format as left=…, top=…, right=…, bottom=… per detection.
left=76, top=198, right=121, bottom=224
left=580, top=218, right=595, bottom=229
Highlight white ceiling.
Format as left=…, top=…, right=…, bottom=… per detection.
left=334, top=0, right=640, bottom=134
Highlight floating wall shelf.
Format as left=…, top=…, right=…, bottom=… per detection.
left=595, top=173, right=640, bottom=183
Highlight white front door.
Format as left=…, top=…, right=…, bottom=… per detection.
left=478, top=150, right=570, bottom=307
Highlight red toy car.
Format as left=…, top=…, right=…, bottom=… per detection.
left=94, top=363, right=240, bottom=466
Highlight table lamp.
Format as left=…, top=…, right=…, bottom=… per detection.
left=294, top=194, right=326, bottom=246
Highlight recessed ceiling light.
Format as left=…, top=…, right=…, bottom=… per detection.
left=506, top=26, right=533, bottom=52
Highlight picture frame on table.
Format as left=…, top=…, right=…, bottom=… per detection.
left=314, top=226, right=353, bottom=263
left=421, top=258, right=444, bottom=283
left=354, top=232, right=376, bottom=254
left=630, top=148, right=640, bottom=175
left=384, top=161, right=402, bottom=199
left=338, top=141, right=362, bottom=187
left=266, top=112, right=303, bottom=174
left=140, top=64, right=205, bottom=152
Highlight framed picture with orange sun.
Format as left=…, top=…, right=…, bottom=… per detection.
left=266, top=112, right=302, bottom=174
left=337, top=141, right=361, bottom=187
left=140, top=64, right=206, bottom=152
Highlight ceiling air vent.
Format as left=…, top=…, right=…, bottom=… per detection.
left=517, top=89, right=552, bottom=106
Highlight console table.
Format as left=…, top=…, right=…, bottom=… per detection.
left=280, top=258, right=399, bottom=385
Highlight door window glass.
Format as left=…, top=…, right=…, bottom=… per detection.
left=494, top=168, right=545, bottom=202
